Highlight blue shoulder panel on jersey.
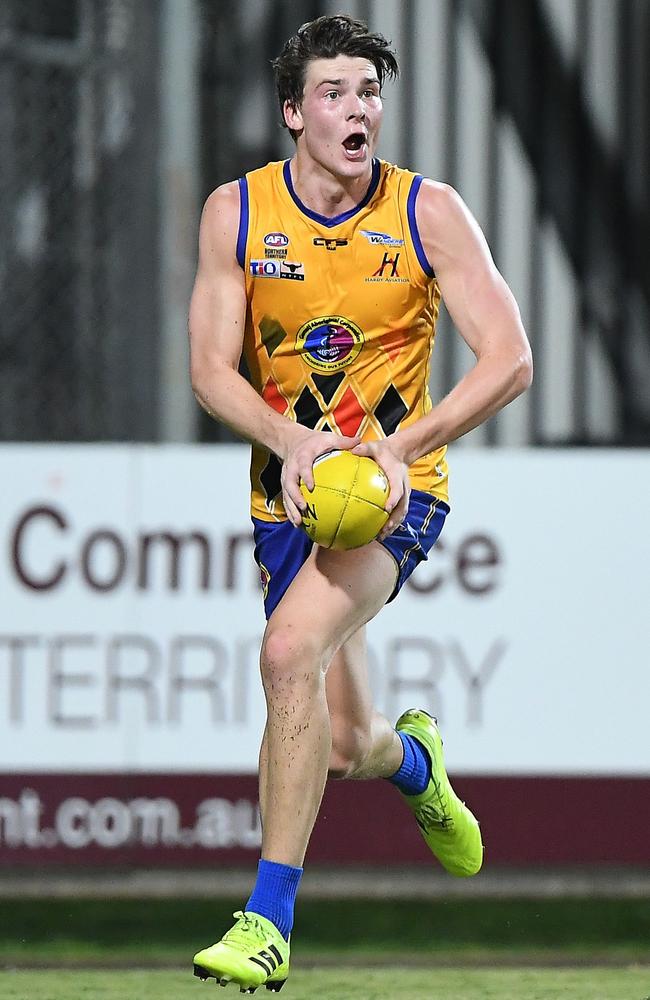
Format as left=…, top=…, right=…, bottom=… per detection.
left=236, top=176, right=249, bottom=269
left=407, top=175, right=435, bottom=278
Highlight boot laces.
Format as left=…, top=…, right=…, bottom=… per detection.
left=415, top=800, right=453, bottom=832
left=222, top=911, right=265, bottom=949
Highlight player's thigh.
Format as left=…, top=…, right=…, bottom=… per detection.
left=262, top=541, right=398, bottom=671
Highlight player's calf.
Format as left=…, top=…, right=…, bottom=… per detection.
left=328, top=718, right=371, bottom=778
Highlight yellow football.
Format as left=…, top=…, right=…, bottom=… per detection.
left=299, top=450, right=390, bottom=550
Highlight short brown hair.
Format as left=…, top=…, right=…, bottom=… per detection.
left=273, top=14, right=399, bottom=140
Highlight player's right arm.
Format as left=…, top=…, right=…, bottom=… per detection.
left=189, top=183, right=291, bottom=462
left=189, top=183, right=359, bottom=524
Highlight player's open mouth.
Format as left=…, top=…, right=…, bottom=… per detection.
left=342, top=132, right=367, bottom=160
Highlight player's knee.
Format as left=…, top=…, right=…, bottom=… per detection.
left=260, top=626, right=321, bottom=690
left=328, top=719, right=370, bottom=779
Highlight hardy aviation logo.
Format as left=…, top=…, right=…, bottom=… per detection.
left=365, top=251, right=408, bottom=284
left=361, top=229, right=404, bottom=247
left=373, top=252, right=400, bottom=278
left=296, top=315, right=364, bottom=373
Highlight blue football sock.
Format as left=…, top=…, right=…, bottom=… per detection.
left=245, top=858, right=303, bottom=940
left=387, top=730, right=432, bottom=796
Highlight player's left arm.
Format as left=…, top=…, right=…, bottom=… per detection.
left=392, top=180, right=533, bottom=463
left=355, top=180, right=532, bottom=537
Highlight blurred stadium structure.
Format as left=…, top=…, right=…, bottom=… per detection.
left=1, top=0, right=649, bottom=447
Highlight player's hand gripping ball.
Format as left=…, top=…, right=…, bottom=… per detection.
left=299, top=450, right=390, bottom=550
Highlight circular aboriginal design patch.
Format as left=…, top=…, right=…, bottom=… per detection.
left=296, top=315, right=364, bottom=373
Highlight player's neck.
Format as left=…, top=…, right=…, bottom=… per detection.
left=288, top=153, right=374, bottom=219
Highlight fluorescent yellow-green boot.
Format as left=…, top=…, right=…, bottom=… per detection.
left=396, top=709, right=484, bottom=877
left=193, top=911, right=289, bottom=993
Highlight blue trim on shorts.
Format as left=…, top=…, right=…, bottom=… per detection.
left=252, top=490, right=449, bottom=620
left=236, top=176, right=249, bottom=269
left=379, top=491, right=448, bottom=602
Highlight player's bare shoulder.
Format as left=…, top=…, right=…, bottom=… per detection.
left=198, top=181, right=241, bottom=265
left=191, top=179, right=245, bottom=334
left=414, top=179, right=487, bottom=272
left=190, top=178, right=247, bottom=365
left=414, top=179, right=471, bottom=227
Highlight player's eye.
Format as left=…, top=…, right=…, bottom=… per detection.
left=325, top=91, right=339, bottom=100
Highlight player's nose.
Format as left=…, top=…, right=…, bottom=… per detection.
left=345, top=96, right=366, bottom=121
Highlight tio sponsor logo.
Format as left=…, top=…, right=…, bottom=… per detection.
left=250, top=259, right=281, bottom=278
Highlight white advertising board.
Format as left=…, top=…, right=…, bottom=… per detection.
left=0, top=445, right=648, bottom=775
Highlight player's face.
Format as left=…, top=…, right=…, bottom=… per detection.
left=285, top=56, right=383, bottom=179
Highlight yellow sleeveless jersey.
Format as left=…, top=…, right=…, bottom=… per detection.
left=237, top=158, right=448, bottom=521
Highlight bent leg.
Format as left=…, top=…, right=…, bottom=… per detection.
left=326, top=628, right=403, bottom=780
left=326, top=639, right=484, bottom=877
left=259, top=541, right=397, bottom=867
left=259, top=627, right=404, bottom=823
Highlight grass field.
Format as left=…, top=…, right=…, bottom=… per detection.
left=1, top=897, right=649, bottom=964
left=0, top=898, right=648, bottom=999
left=1, top=967, right=650, bottom=1000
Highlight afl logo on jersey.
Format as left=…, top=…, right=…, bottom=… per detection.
left=296, top=316, right=364, bottom=374
left=264, top=232, right=289, bottom=248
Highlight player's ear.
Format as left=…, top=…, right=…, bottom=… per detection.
left=283, top=100, right=303, bottom=134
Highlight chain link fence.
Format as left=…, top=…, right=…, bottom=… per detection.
left=0, top=0, right=160, bottom=441
left=1, top=0, right=648, bottom=445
